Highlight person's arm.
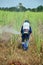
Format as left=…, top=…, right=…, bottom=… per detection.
left=29, top=26, right=32, bottom=34
left=21, top=26, right=23, bottom=34
left=29, top=26, right=33, bottom=42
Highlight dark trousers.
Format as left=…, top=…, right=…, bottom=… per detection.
left=22, top=34, right=30, bottom=42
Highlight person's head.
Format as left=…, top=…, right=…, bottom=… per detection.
left=24, top=20, right=30, bottom=23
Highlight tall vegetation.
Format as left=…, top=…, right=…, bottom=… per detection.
left=0, top=11, right=43, bottom=53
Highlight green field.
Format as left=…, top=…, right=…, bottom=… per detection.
left=0, top=10, right=43, bottom=52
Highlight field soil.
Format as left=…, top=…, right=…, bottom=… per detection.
left=0, top=26, right=43, bottom=65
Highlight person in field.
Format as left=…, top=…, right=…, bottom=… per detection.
left=21, top=20, right=32, bottom=50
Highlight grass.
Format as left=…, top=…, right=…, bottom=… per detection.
left=0, top=10, right=43, bottom=52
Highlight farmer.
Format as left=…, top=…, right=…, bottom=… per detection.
left=21, top=20, right=32, bottom=50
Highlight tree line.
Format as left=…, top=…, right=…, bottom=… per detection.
left=0, top=3, right=43, bottom=12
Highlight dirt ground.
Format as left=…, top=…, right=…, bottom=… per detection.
left=0, top=33, right=43, bottom=65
